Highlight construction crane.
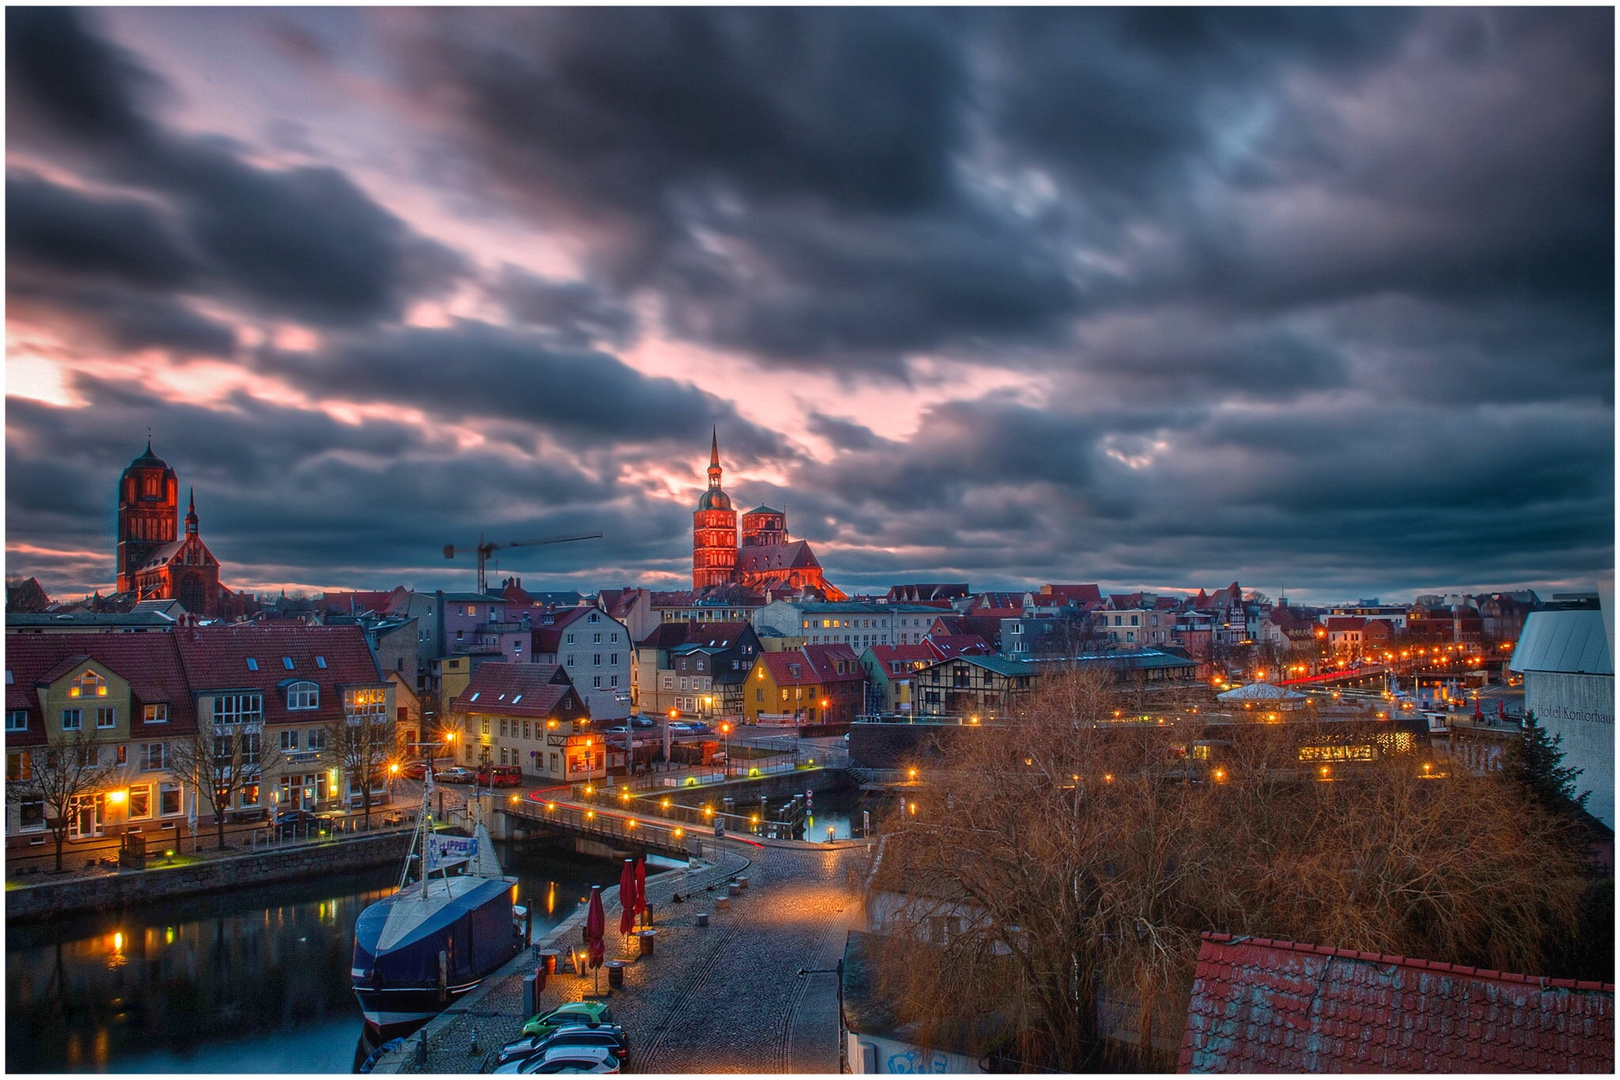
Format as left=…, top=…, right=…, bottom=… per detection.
left=443, top=532, right=603, bottom=595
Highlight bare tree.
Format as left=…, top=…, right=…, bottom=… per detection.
left=322, top=688, right=395, bottom=828
left=167, top=718, right=280, bottom=851
left=869, top=670, right=1587, bottom=1071
left=7, top=730, right=120, bottom=871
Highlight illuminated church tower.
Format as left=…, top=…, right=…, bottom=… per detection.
left=116, top=441, right=179, bottom=594
left=692, top=430, right=739, bottom=589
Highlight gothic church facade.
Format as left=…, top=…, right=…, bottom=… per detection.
left=692, top=434, right=846, bottom=600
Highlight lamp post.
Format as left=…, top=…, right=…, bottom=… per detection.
left=719, top=721, right=732, bottom=778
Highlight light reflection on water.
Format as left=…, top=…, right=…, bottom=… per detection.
left=6, top=843, right=628, bottom=1074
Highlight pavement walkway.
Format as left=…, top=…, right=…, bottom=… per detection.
left=378, top=834, right=872, bottom=1075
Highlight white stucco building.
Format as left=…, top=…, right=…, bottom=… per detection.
left=1510, top=608, right=1613, bottom=828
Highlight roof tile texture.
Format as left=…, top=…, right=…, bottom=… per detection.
left=1179, top=933, right=1614, bottom=1073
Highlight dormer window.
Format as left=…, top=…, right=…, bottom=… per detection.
left=287, top=681, right=319, bottom=710
left=70, top=670, right=107, bottom=698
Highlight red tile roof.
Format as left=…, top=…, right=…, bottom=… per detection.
left=4, top=632, right=196, bottom=742
left=1038, top=583, right=1103, bottom=607
left=759, top=645, right=864, bottom=686
left=736, top=540, right=821, bottom=572
left=865, top=644, right=936, bottom=671
left=925, top=635, right=993, bottom=660
left=450, top=662, right=586, bottom=720
left=1324, top=616, right=1368, bottom=632
left=175, top=625, right=384, bottom=728
left=1179, top=933, right=1615, bottom=1073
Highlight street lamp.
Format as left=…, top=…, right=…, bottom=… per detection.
left=719, top=721, right=732, bottom=777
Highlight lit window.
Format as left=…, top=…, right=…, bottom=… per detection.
left=143, top=704, right=168, bottom=724
left=96, top=706, right=117, bottom=728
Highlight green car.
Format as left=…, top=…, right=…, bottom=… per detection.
left=521, top=1001, right=615, bottom=1039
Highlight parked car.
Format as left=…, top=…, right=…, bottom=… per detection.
left=270, top=810, right=331, bottom=839
left=500, top=1047, right=620, bottom=1074
left=476, top=764, right=523, bottom=787
left=402, top=760, right=430, bottom=780
left=667, top=721, right=702, bottom=735
left=493, top=1026, right=629, bottom=1072
left=520, top=1001, right=614, bottom=1039
left=628, top=714, right=655, bottom=729
left=435, top=766, right=476, bottom=784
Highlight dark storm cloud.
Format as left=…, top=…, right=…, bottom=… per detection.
left=7, top=170, right=195, bottom=287
left=492, top=267, right=637, bottom=350
left=394, top=7, right=1089, bottom=375
left=6, top=8, right=464, bottom=327
left=255, top=321, right=796, bottom=460
left=7, top=279, right=237, bottom=357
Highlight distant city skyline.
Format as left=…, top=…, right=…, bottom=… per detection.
left=6, top=9, right=1612, bottom=606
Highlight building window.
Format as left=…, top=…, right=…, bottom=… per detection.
left=287, top=682, right=319, bottom=710
left=7, top=751, right=32, bottom=782
left=214, top=694, right=263, bottom=726
left=593, top=675, right=603, bottom=689
left=345, top=687, right=387, bottom=720
left=96, top=706, right=116, bottom=729
left=315, top=656, right=327, bottom=669
left=588, top=613, right=599, bottom=624
left=143, top=703, right=168, bottom=724
left=160, top=782, right=182, bottom=816
left=143, top=742, right=168, bottom=770
left=481, top=718, right=491, bottom=735
left=566, top=655, right=575, bottom=667
left=609, top=653, right=619, bottom=666
left=6, top=710, right=27, bottom=732
left=308, top=728, right=327, bottom=751
left=566, top=633, right=575, bottom=644
left=610, top=675, right=619, bottom=688
left=500, top=719, right=510, bottom=737
left=280, top=729, right=300, bottom=751
left=19, top=797, right=44, bottom=831
left=128, top=785, right=151, bottom=819
left=61, top=708, right=83, bottom=731
left=662, top=675, right=673, bottom=690
left=71, top=669, right=107, bottom=698
left=522, top=721, right=532, bottom=739
left=247, top=658, right=259, bottom=671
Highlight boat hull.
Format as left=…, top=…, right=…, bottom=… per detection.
left=351, top=874, right=523, bottom=1030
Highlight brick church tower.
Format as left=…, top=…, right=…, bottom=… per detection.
left=692, top=430, right=738, bottom=589
left=116, top=441, right=179, bottom=594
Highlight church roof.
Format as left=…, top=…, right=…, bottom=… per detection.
left=745, top=505, right=783, bottom=517
left=127, top=441, right=169, bottom=470
left=697, top=487, right=733, bottom=511
left=737, top=540, right=820, bottom=573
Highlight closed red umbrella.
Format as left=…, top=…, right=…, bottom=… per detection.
left=619, top=859, right=636, bottom=936
left=585, top=885, right=605, bottom=969
left=634, top=857, right=647, bottom=923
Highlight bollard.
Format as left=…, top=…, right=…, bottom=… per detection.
left=696, top=912, right=709, bottom=927
left=716, top=896, right=729, bottom=911
left=727, top=882, right=741, bottom=897
left=470, top=1027, right=480, bottom=1055
left=524, top=972, right=539, bottom=1018
left=637, top=929, right=657, bottom=957
left=605, top=960, right=626, bottom=989
left=414, top=1032, right=428, bottom=1067
left=540, top=949, right=560, bottom=974
left=738, top=876, right=749, bottom=889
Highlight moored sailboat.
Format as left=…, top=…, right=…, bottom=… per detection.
left=351, top=778, right=523, bottom=1031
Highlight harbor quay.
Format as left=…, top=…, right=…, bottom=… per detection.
left=378, top=834, right=872, bottom=1074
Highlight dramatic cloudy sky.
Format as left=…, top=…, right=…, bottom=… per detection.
left=5, top=7, right=1613, bottom=604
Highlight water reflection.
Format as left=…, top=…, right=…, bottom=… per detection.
left=7, top=843, right=629, bottom=1073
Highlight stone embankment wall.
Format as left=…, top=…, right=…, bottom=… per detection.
left=6, top=832, right=412, bottom=923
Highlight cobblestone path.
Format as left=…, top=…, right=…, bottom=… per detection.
left=391, top=837, right=871, bottom=1075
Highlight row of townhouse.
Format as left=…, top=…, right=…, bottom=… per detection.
left=4, top=625, right=393, bottom=853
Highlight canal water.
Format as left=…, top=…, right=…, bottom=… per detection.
left=6, top=841, right=632, bottom=1074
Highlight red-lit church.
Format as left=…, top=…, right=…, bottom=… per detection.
left=115, top=442, right=242, bottom=618
left=693, top=433, right=847, bottom=600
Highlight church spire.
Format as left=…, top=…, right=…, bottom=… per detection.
left=707, top=428, right=723, bottom=489
left=185, top=487, right=198, bottom=535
